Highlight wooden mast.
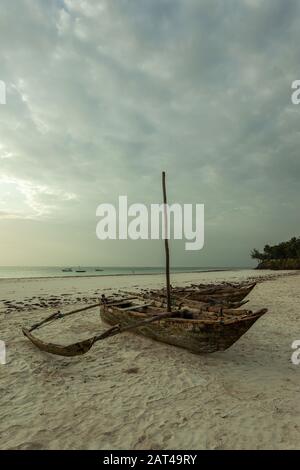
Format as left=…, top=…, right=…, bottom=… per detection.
left=162, top=171, right=171, bottom=312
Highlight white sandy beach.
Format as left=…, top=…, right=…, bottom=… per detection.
left=0, top=269, right=300, bottom=450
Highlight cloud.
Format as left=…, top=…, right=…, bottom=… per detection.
left=0, top=0, right=299, bottom=265
left=0, top=210, right=22, bottom=220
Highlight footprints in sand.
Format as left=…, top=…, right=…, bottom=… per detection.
left=123, top=367, right=140, bottom=374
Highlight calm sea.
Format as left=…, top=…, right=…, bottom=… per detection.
left=0, top=266, right=234, bottom=280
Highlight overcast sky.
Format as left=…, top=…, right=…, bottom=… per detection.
left=0, top=0, right=299, bottom=267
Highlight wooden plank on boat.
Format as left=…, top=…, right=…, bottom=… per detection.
left=121, top=303, right=153, bottom=311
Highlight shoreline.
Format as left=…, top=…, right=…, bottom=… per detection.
left=0, top=267, right=298, bottom=284
left=0, top=267, right=240, bottom=282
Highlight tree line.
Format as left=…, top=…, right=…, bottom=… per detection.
left=251, top=236, right=300, bottom=261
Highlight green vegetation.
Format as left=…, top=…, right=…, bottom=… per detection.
left=251, top=236, right=300, bottom=270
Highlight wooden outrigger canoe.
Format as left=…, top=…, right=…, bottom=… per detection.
left=154, top=282, right=256, bottom=303
left=135, top=290, right=249, bottom=309
left=21, top=173, right=268, bottom=358
left=22, top=297, right=267, bottom=356
left=100, top=301, right=267, bottom=354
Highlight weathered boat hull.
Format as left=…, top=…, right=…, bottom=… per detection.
left=142, top=293, right=248, bottom=310
left=149, top=283, right=256, bottom=304
left=100, top=305, right=267, bottom=354
left=185, top=290, right=253, bottom=303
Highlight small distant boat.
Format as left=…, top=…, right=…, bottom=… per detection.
left=62, top=268, right=72, bottom=272
left=95, top=268, right=104, bottom=272
left=76, top=270, right=86, bottom=273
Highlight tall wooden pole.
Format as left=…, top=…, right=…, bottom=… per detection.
left=162, top=171, right=171, bottom=312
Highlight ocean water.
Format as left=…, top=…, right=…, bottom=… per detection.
left=0, top=266, right=235, bottom=280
